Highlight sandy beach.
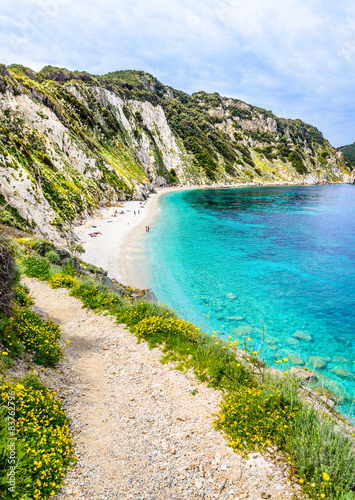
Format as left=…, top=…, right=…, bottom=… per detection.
left=74, top=186, right=195, bottom=289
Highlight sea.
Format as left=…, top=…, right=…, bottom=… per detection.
left=145, top=185, right=355, bottom=415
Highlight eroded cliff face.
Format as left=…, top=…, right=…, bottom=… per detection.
left=0, top=64, right=350, bottom=242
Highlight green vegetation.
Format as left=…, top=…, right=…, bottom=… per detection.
left=0, top=375, right=75, bottom=499
left=0, top=235, right=74, bottom=500
left=22, top=254, right=51, bottom=281
left=338, top=142, right=355, bottom=167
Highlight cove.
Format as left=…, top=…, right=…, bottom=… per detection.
left=145, top=185, right=355, bottom=414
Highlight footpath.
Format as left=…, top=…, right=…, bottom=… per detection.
left=24, top=278, right=300, bottom=500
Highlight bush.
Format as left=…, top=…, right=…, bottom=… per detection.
left=22, top=254, right=50, bottom=280
left=117, top=301, right=176, bottom=327
left=14, top=285, right=33, bottom=308
left=30, top=238, right=55, bottom=256
left=45, top=249, right=60, bottom=264
left=0, top=232, right=16, bottom=315
left=214, top=384, right=300, bottom=453
left=69, top=280, right=125, bottom=310
left=15, top=307, right=62, bottom=366
left=0, top=375, right=75, bottom=499
left=287, top=406, right=355, bottom=499
left=49, top=273, right=79, bottom=289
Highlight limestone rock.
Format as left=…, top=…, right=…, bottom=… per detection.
left=308, top=356, right=330, bottom=369
left=292, top=330, right=312, bottom=342
left=330, top=366, right=355, bottom=380
left=290, top=367, right=318, bottom=384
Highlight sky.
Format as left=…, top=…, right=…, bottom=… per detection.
left=1, top=0, right=354, bottom=147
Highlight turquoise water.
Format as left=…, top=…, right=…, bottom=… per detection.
left=145, top=185, right=355, bottom=413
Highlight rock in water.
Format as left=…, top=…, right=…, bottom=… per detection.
left=330, top=367, right=355, bottom=380
left=292, top=330, right=312, bottom=342
left=308, top=356, right=330, bottom=369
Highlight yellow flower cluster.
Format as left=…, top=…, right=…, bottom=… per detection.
left=49, top=273, right=79, bottom=289
left=136, top=315, right=201, bottom=342
left=14, top=286, right=34, bottom=308
left=0, top=378, right=75, bottom=499
left=215, top=386, right=299, bottom=452
left=15, top=308, right=62, bottom=366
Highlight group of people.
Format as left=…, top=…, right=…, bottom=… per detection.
left=89, top=231, right=102, bottom=238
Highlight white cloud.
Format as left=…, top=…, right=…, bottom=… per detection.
left=0, top=0, right=354, bottom=145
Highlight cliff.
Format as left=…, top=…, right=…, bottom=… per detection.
left=0, top=64, right=350, bottom=241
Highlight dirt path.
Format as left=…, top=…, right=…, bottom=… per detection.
left=24, top=278, right=300, bottom=500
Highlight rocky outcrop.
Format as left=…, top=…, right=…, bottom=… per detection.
left=344, top=169, right=355, bottom=184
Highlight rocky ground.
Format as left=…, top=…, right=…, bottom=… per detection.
left=20, top=278, right=301, bottom=500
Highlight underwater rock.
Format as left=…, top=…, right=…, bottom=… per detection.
left=290, top=366, right=318, bottom=384
left=230, top=325, right=253, bottom=336
left=311, top=386, right=339, bottom=402
left=308, top=356, right=330, bottom=369
left=293, top=330, right=313, bottom=342
left=286, top=338, right=300, bottom=346
left=330, top=366, right=355, bottom=380
left=282, top=351, right=304, bottom=365
left=265, top=336, right=278, bottom=346
left=332, top=355, right=353, bottom=365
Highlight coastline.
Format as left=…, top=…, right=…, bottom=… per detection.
left=74, top=180, right=336, bottom=290
left=73, top=185, right=196, bottom=289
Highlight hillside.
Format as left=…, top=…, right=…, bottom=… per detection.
left=338, top=142, right=355, bottom=166
left=0, top=64, right=350, bottom=242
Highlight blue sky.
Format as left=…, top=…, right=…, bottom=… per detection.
left=1, top=0, right=354, bottom=147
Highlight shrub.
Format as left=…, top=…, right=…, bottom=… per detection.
left=287, top=406, right=355, bottom=499
left=69, top=280, right=124, bottom=309
left=68, top=243, right=85, bottom=257
left=136, top=315, right=201, bottom=343
left=214, top=385, right=300, bottom=453
left=30, top=238, right=55, bottom=256
left=117, top=301, right=176, bottom=327
left=49, top=273, right=79, bottom=289
left=0, top=375, right=75, bottom=499
left=14, top=285, right=33, bottom=308
left=15, top=308, right=62, bottom=366
left=0, top=232, right=16, bottom=315
left=22, top=254, right=50, bottom=280
left=44, top=249, right=60, bottom=264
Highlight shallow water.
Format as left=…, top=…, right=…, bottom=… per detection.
left=146, top=185, right=355, bottom=413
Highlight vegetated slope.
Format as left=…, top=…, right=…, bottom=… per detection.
left=0, top=64, right=349, bottom=241
left=338, top=142, right=355, bottom=166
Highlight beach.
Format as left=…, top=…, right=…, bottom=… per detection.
left=73, top=186, right=195, bottom=289
left=73, top=181, right=289, bottom=290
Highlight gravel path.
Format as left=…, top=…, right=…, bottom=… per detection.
left=24, top=278, right=301, bottom=500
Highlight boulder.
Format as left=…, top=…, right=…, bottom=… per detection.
left=70, top=257, right=81, bottom=272
left=329, top=366, right=355, bottom=380
left=55, top=247, right=71, bottom=260
left=290, top=366, right=318, bottom=384
left=281, top=351, right=304, bottom=365
left=308, top=356, right=330, bottom=369
left=293, top=330, right=312, bottom=342
left=143, top=289, right=158, bottom=303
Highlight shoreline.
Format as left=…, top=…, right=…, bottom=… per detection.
left=73, top=185, right=196, bottom=288
left=74, top=180, right=339, bottom=290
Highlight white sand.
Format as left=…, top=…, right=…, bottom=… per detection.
left=73, top=186, right=195, bottom=289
